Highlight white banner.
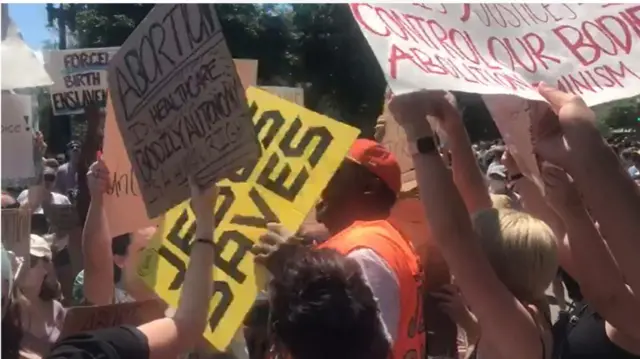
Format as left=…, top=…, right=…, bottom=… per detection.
left=351, top=4, right=640, bottom=106
left=44, top=47, right=119, bottom=116
left=2, top=93, right=35, bottom=181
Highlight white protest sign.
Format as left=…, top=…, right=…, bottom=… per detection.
left=44, top=47, right=119, bottom=116
left=260, top=86, right=304, bottom=106
left=352, top=4, right=640, bottom=107
left=1, top=94, right=35, bottom=181
left=107, top=4, right=260, bottom=218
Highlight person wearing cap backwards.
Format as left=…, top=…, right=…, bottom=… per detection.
left=254, top=139, right=425, bottom=359
left=54, top=140, right=81, bottom=196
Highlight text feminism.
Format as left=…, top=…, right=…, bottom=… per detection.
left=108, top=4, right=259, bottom=218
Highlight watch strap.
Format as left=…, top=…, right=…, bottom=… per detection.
left=409, top=136, right=437, bottom=156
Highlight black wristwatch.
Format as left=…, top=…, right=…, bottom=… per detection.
left=409, top=136, right=438, bottom=155
left=509, top=173, right=524, bottom=181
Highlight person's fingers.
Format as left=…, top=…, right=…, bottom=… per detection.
left=537, top=82, right=575, bottom=114
left=266, top=222, right=293, bottom=239
left=259, top=231, right=285, bottom=247
left=251, top=243, right=277, bottom=258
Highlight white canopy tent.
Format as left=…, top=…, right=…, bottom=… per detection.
left=1, top=4, right=53, bottom=90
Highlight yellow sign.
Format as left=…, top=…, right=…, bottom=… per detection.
left=137, top=87, right=360, bottom=350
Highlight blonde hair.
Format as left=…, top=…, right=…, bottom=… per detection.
left=490, top=194, right=522, bottom=210
left=472, top=208, right=558, bottom=306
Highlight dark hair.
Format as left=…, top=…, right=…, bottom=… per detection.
left=2, top=290, right=24, bottom=359
left=270, top=247, right=390, bottom=359
left=39, top=272, right=62, bottom=302
left=111, top=233, right=132, bottom=284
left=31, top=214, right=49, bottom=236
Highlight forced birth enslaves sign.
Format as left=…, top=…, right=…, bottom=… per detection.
left=137, top=88, right=361, bottom=350
left=108, top=4, right=260, bottom=218
left=45, top=47, right=119, bottom=115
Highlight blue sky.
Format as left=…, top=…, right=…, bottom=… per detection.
left=8, top=3, right=52, bottom=49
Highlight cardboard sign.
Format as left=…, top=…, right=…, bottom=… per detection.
left=60, top=299, right=165, bottom=339
left=260, top=86, right=304, bottom=106
left=102, top=60, right=257, bottom=237
left=44, top=204, right=80, bottom=232
left=108, top=4, right=260, bottom=219
left=44, top=47, right=119, bottom=115
left=102, top=94, right=158, bottom=237
left=234, top=59, right=258, bottom=89
left=137, top=87, right=360, bottom=350
left=352, top=4, right=640, bottom=107
left=1, top=208, right=31, bottom=263
left=1, top=93, right=36, bottom=185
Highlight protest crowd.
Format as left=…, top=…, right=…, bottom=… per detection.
left=2, top=3, right=640, bottom=359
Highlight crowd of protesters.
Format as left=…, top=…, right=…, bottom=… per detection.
left=2, top=84, right=640, bottom=359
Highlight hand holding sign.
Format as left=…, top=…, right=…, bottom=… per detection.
left=87, top=159, right=111, bottom=199
left=189, top=176, right=218, bottom=239
left=253, top=223, right=306, bottom=277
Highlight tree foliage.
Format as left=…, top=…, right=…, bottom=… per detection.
left=45, top=3, right=499, bottom=142
left=600, top=98, right=640, bottom=130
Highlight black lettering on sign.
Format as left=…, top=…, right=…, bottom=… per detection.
left=208, top=280, right=233, bottom=333
left=113, top=4, right=220, bottom=123
left=1, top=124, right=22, bottom=133
left=106, top=169, right=138, bottom=197
left=256, top=153, right=308, bottom=202
left=230, top=187, right=280, bottom=229
left=214, top=186, right=235, bottom=224
left=52, top=89, right=107, bottom=114
left=227, top=157, right=258, bottom=183
left=162, top=191, right=248, bottom=285
left=132, top=81, right=241, bottom=185
left=213, top=230, right=252, bottom=283
left=166, top=210, right=194, bottom=255
left=158, top=246, right=186, bottom=290
left=255, top=115, right=334, bottom=202
left=254, top=110, right=285, bottom=149
left=63, top=72, right=102, bottom=88
left=279, top=118, right=333, bottom=168
left=63, top=51, right=110, bottom=70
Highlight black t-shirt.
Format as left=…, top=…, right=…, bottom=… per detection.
left=46, top=326, right=149, bottom=359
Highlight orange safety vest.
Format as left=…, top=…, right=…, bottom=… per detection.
left=318, top=220, right=425, bottom=359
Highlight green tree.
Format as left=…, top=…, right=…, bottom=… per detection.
left=291, top=4, right=387, bottom=137
left=600, top=98, right=640, bottom=130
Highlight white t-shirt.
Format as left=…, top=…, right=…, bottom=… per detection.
left=17, top=190, right=71, bottom=214
left=348, top=248, right=401, bottom=344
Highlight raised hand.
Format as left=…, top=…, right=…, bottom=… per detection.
left=540, top=163, right=582, bottom=212
left=86, top=159, right=111, bottom=200
left=253, top=222, right=306, bottom=276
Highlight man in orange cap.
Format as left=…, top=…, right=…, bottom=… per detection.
left=255, top=139, right=425, bottom=359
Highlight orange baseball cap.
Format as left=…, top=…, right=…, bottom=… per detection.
left=347, top=139, right=402, bottom=195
